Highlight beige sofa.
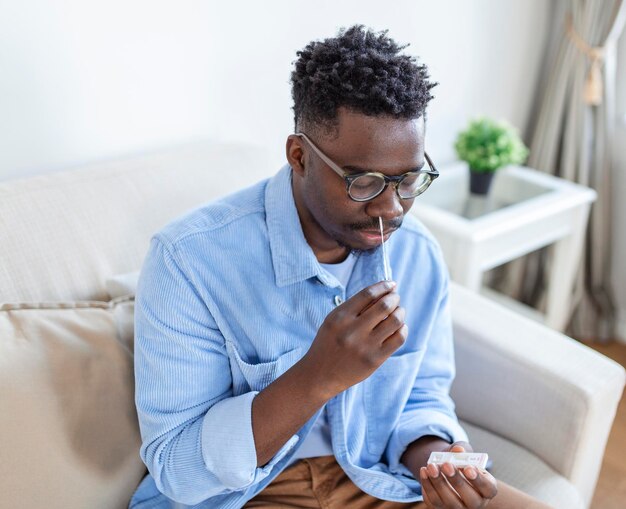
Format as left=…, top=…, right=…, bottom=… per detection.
left=1, top=142, right=624, bottom=509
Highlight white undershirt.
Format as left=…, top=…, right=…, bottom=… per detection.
left=287, top=253, right=357, bottom=465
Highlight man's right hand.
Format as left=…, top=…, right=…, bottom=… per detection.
left=252, top=280, right=406, bottom=466
left=301, top=280, right=408, bottom=400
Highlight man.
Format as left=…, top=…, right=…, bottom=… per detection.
left=130, top=25, right=552, bottom=509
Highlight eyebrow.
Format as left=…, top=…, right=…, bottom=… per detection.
left=342, top=162, right=426, bottom=174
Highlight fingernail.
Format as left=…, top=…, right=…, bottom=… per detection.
left=465, top=467, right=477, bottom=480
left=443, top=463, right=455, bottom=477
left=420, top=467, right=427, bottom=479
left=427, top=463, right=439, bottom=478
left=385, top=280, right=396, bottom=288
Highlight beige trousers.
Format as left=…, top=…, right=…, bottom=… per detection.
left=244, top=455, right=553, bottom=509
left=244, top=455, right=425, bottom=508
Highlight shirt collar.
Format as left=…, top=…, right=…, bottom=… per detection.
left=265, top=165, right=333, bottom=287
left=265, top=165, right=388, bottom=290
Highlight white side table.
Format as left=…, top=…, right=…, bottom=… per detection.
left=410, top=162, right=597, bottom=331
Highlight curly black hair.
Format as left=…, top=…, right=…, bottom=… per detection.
left=291, top=25, right=437, bottom=134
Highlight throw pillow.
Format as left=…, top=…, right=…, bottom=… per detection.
left=0, top=297, right=146, bottom=509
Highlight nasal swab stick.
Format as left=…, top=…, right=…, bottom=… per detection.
left=378, top=216, right=392, bottom=281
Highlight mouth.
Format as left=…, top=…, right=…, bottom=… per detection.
left=356, top=228, right=396, bottom=246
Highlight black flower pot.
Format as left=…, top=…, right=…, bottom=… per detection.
left=469, top=170, right=495, bottom=195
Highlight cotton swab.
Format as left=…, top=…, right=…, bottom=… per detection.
left=378, top=216, right=391, bottom=281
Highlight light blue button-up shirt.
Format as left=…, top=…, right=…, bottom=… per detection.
left=130, top=165, right=468, bottom=509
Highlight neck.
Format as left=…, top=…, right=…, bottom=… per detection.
left=291, top=179, right=350, bottom=264
left=318, top=247, right=351, bottom=264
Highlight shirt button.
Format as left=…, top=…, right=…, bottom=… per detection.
left=334, top=295, right=343, bottom=306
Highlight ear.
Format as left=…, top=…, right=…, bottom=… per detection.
left=286, top=135, right=306, bottom=177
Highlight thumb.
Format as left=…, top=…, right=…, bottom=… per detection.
left=448, top=440, right=472, bottom=453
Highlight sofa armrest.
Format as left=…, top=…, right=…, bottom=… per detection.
left=449, top=283, right=625, bottom=506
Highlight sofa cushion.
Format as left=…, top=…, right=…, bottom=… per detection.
left=0, top=297, right=145, bottom=509
left=0, top=142, right=270, bottom=304
left=461, top=421, right=584, bottom=509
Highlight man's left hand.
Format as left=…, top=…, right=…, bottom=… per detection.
left=419, top=443, right=498, bottom=509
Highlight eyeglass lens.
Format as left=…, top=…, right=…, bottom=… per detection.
left=348, top=173, right=432, bottom=201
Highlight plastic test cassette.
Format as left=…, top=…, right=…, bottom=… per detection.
left=427, top=452, right=489, bottom=469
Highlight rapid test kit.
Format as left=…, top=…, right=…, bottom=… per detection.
left=427, top=452, right=489, bottom=470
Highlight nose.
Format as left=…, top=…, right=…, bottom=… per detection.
left=365, top=184, right=404, bottom=223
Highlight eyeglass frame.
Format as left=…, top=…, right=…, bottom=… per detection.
left=295, top=131, right=439, bottom=202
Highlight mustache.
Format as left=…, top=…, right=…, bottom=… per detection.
left=350, top=218, right=403, bottom=231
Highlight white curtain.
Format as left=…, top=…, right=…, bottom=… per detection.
left=494, top=0, right=626, bottom=341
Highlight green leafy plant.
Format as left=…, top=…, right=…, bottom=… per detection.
left=454, top=118, right=529, bottom=173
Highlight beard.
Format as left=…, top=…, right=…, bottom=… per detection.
left=331, top=216, right=404, bottom=254
left=348, top=216, right=403, bottom=233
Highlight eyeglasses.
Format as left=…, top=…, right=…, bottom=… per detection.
left=296, top=132, right=439, bottom=202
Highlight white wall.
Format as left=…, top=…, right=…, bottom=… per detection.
left=0, top=1, right=218, bottom=179
left=612, top=31, right=626, bottom=342
left=0, top=0, right=551, bottom=180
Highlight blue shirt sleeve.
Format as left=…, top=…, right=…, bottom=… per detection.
left=134, top=237, right=299, bottom=505
left=384, top=259, right=469, bottom=478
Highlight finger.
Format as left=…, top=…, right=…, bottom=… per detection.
left=420, top=467, right=443, bottom=508
left=347, top=281, right=396, bottom=315
left=448, top=441, right=473, bottom=453
left=379, top=324, right=408, bottom=356
left=441, top=463, right=483, bottom=507
left=372, top=305, right=405, bottom=341
left=422, top=484, right=438, bottom=509
left=462, top=467, right=498, bottom=500
left=425, top=463, right=465, bottom=509
left=421, top=487, right=433, bottom=509
left=359, top=291, right=401, bottom=329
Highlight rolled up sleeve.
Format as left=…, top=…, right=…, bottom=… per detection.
left=202, top=391, right=299, bottom=488
left=134, top=237, right=298, bottom=505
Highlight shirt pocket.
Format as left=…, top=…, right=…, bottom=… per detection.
left=229, top=345, right=305, bottom=393
left=364, top=350, right=423, bottom=458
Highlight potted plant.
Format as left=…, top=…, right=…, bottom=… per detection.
left=454, top=118, right=529, bottom=195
